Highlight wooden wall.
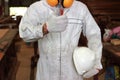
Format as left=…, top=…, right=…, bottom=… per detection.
left=85, top=0, right=120, bottom=21
left=9, top=0, right=39, bottom=7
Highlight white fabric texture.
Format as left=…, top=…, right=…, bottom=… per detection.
left=46, top=13, right=68, bottom=32
left=19, top=0, right=103, bottom=80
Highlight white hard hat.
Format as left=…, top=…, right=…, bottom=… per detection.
left=73, top=47, right=95, bottom=75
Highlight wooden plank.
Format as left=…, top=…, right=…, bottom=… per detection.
left=0, top=29, right=9, bottom=39
left=103, top=43, right=120, bottom=57
left=0, top=52, right=4, bottom=61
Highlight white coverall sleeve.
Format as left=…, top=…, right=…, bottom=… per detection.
left=19, top=5, right=44, bottom=42
left=83, top=5, right=103, bottom=70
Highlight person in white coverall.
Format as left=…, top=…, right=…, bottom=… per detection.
left=19, top=0, right=103, bottom=80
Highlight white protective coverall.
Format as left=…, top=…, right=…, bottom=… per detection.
left=19, top=0, right=103, bottom=80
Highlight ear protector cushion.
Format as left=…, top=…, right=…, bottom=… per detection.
left=47, top=0, right=58, bottom=7
left=47, top=0, right=74, bottom=8
left=63, top=0, right=74, bottom=8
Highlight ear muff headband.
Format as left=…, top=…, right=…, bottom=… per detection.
left=47, top=0, right=74, bottom=8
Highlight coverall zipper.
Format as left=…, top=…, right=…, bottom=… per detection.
left=60, top=33, right=62, bottom=80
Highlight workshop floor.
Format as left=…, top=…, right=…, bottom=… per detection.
left=15, top=39, right=35, bottom=80
left=15, top=39, right=105, bottom=80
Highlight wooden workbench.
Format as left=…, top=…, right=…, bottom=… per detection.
left=103, top=42, right=120, bottom=65
left=0, top=29, right=18, bottom=80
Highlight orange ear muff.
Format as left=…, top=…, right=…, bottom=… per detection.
left=63, top=0, right=74, bottom=8
left=47, top=0, right=58, bottom=7
left=47, top=0, right=73, bottom=8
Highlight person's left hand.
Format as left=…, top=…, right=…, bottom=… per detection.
left=83, top=57, right=103, bottom=78
left=83, top=68, right=99, bottom=78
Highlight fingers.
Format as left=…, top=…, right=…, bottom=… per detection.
left=83, top=68, right=99, bottom=78
left=57, top=15, right=68, bottom=24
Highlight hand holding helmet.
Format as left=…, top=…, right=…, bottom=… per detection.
left=46, top=13, right=68, bottom=32
left=83, top=68, right=99, bottom=78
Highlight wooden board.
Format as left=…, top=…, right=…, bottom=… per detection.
left=0, top=29, right=9, bottom=39
left=0, top=52, right=4, bottom=61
